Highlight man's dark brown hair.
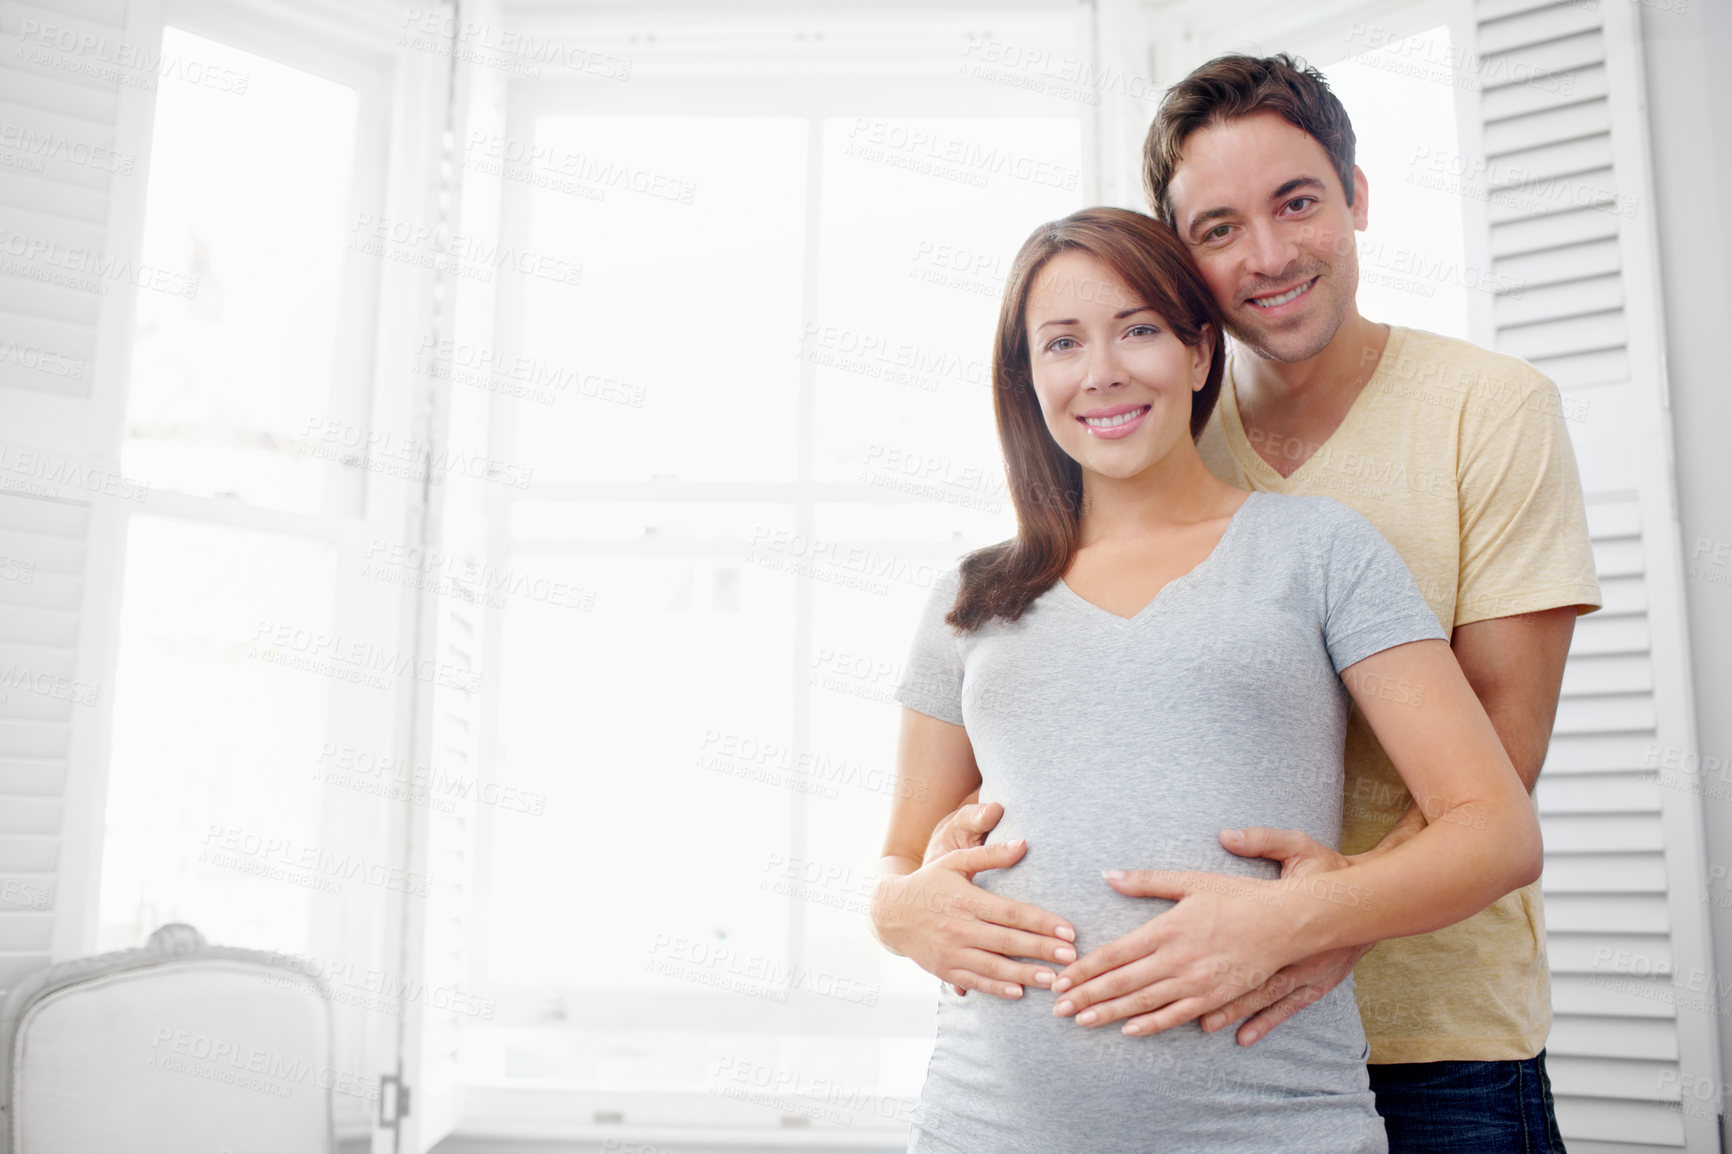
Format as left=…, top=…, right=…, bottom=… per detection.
left=1143, top=52, right=1357, bottom=228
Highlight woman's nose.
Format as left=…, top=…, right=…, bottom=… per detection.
left=1082, top=343, right=1124, bottom=392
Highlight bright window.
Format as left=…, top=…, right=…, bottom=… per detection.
left=98, top=25, right=384, bottom=955
left=121, top=26, right=362, bottom=514
left=474, top=104, right=1082, bottom=1109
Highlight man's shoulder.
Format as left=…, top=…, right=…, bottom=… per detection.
left=1377, top=325, right=1554, bottom=405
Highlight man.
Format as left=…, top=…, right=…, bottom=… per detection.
left=919, top=53, right=1601, bottom=1150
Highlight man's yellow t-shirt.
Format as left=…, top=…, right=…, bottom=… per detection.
left=1197, top=325, right=1603, bottom=1064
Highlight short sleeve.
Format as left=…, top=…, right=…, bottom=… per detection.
left=1455, top=368, right=1603, bottom=626
left=1321, top=502, right=1451, bottom=673
left=894, top=567, right=966, bottom=726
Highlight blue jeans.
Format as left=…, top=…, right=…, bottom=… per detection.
left=1368, top=1049, right=1566, bottom=1153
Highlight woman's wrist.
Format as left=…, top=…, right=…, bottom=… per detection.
left=868, top=856, right=923, bottom=953
left=1279, top=871, right=1360, bottom=957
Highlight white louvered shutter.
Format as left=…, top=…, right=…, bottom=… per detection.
left=0, top=0, right=147, bottom=988
left=1467, top=1, right=1719, bottom=1150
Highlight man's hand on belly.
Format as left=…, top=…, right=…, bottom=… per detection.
left=923, top=799, right=998, bottom=870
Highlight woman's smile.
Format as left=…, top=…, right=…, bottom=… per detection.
left=1077, top=403, right=1152, bottom=439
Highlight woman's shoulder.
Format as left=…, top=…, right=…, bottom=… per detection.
left=1247, top=491, right=1379, bottom=541
left=1241, top=493, right=1402, bottom=583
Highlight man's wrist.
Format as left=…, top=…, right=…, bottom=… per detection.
left=1360, top=805, right=1425, bottom=861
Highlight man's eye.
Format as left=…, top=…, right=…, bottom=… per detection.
left=1285, top=196, right=1317, bottom=213
left=1205, top=224, right=1231, bottom=241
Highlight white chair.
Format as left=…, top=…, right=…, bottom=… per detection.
left=0, top=923, right=338, bottom=1153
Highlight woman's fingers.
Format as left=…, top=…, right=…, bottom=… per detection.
left=965, top=921, right=1076, bottom=968
left=1052, top=925, right=1157, bottom=994
left=1121, top=994, right=1218, bottom=1037
left=1052, top=950, right=1164, bottom=1017
left=972, top=896, right=1077, bottom=959
left=938, top=844, right=1076, bottom=947
left=942, top=968, right=1012, bottom=999
left=1064, top=973, right=1192, bottom=1028
left=944, top=948, right=1060, bottom=999
left=876, top=855, right=1076, bottom=995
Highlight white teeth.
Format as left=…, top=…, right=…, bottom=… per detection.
left=1249, top=279, right=1312, bottom=308
left=1083, top=406, right=1148, bottom=428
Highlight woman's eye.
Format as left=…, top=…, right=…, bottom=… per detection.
left=1127, top=324, right=1159, bottom=338
left=1045, top=336, right=1076, bottom=352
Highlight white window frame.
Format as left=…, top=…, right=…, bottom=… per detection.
left=457, top=5, right=1101, bottom=1136
left=74, top=0, right=449, bottom=1141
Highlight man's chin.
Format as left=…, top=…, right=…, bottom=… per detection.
left=1224, top=316, right=1338, bottom=365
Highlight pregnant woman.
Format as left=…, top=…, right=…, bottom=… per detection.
left=869, top=207, right=1541, bottom=1153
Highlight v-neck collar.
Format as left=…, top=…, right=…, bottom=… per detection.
left=1053, top=491, right=1261, bottom=625
left=1218, top=327, right=1405, bottom=488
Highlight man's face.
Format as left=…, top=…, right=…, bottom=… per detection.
left=1164, top=109, right=1369, bottom=365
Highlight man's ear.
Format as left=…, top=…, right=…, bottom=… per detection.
left=1351, top=165, right=1370, bottom=231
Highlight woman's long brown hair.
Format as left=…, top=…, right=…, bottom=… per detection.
left=945, top=206, right=1226, bottom=631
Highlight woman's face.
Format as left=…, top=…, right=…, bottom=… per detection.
left=1024, top=249, right=1210, bottom=483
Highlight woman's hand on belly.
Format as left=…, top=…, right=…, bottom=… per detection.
left=871, top=840, right=1079, bottom=1000
left=1048, top=869, right=1305, bottom=1036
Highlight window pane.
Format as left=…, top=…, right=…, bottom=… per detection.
left=487, top=544, right=798, bottom=987
left=508, top=116, right=806, bottom=483
left=1327, top=25, right=1472, bottom=340
left=122, top=27, right=359, bottom=513
left=813, top=116, right=1082, bottom=483
left=98, top=518, right=337, bottom=952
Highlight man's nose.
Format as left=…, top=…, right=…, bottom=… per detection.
left=1244, top=221, right=1304, bottom=283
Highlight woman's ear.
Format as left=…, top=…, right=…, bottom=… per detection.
left=1191, top=324, right=1214, bottom=391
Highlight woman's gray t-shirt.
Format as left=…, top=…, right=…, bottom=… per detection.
left=893, top=491, right=1448, bottom=1154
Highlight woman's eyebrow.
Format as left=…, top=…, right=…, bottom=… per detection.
left=1034, top=306, right=1154, bottom=335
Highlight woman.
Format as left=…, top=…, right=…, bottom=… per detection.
left=869, top=207, right=1540, bottom=1153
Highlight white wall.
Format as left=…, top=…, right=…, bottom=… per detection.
left=1640, top=0, right=1732, bottom=1138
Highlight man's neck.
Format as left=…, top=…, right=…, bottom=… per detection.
left=1232, top=315, right=1391, bottom=477
left=1236, top=314, right=1390, bottom=419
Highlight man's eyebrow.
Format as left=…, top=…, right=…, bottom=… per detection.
left=1185, top=176, right=1330, bottom=238
left=1033, top=306, right=1154, bottom=334
left=1271, top=176, right=1328, bottom=201
left=1186, top=206, right=1235, bottom=238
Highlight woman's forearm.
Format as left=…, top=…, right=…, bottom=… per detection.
left=1286, top=788, right=1540, bottom=956
left=1290, top=639, right=1546, bottom=956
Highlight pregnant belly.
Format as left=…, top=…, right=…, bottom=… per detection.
left=968, top=819, right=1284, bottom=960
left=918, top=957, right=1373, bottom=1154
